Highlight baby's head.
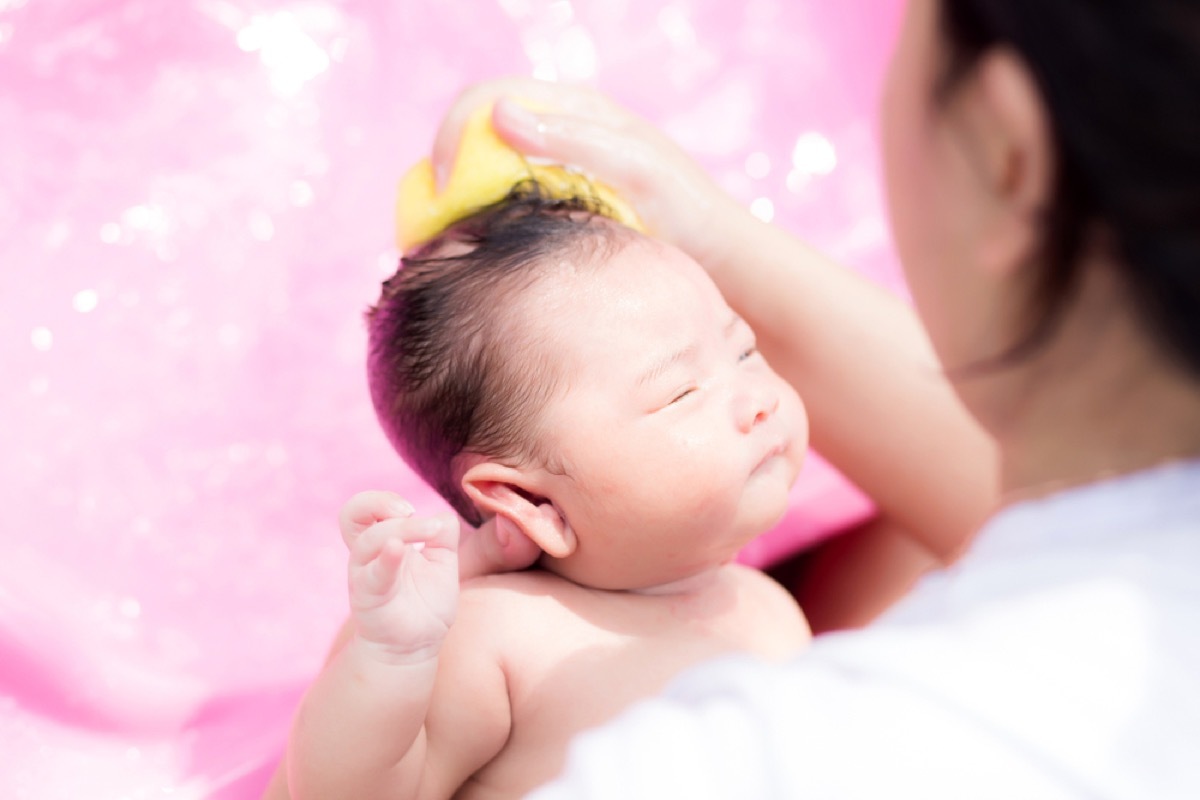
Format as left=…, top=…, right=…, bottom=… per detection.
left=369, top=184, right=808, bottom=590
left=368, top=185, right=629, bottom=524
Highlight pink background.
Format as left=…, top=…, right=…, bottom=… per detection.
left=0, top=0, right=902, bottom=796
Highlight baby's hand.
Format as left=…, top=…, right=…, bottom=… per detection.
left=339, top=491, right=460, bottom=664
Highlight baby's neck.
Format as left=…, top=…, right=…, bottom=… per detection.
left=628, top=565, right=726, bottom=597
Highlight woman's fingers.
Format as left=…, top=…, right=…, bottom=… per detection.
left=490, top=95, right=732, bottom=256
left=430, top=77, right=630, bottom=190
left=491, top=99, right=637, bottom=181
left=431, top=78, right=534, bottom=189
left=428, top=78, right=741, bottom=271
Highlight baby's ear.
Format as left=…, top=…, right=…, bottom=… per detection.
left=461, top=460, right=576, bottom=559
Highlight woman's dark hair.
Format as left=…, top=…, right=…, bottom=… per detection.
left=367, top=183, right=629, bottom=526
left=938, top=0, right=1200, bottom=376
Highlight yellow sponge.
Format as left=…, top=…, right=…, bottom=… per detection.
left=396, top=102, right=644, bottom=252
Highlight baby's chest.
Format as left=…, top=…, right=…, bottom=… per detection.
left=467, top=579, right=806, bottom=795
left=460, top=631, right=691, bottom=799
left=505, top=604, right=771, bottom=736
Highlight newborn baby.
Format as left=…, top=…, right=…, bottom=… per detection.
left=278, top=186, right=811, bottom=800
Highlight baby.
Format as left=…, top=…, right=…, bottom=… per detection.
left=280, top=185, right=812, bottom=800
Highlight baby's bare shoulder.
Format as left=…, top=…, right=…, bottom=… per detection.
left=452, top=570, right=615, bottom=678
left=457, top=570, right=593, bottom=625
left=725, top=561, right=798, bottom=601
left=461, top=568, right=579, bottom=598
left=722, top=563, right=812, bottom=645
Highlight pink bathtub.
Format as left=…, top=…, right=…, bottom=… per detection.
left=0, top=0, right=901, bottom=796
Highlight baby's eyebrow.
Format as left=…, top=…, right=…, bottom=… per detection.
left=636, top=344, right=697, bottom=388
left=634, top=315, right=743, bottom=387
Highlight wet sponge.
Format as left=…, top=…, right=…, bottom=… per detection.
left=396, top=102, right=644, bottom=251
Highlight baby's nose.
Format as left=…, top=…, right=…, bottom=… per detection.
left=736, top=382, right=780, bottom=433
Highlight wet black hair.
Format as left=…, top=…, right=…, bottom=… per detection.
left=938, top=0, right=1200, bottom=376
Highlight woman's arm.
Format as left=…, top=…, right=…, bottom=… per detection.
left=698, top=203, right=997, bottom=562
left=431, top=79, right=997, bottom=563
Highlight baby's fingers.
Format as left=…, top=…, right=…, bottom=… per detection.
left=349, top=514, right=460, bottom=568
left=339, top=490, right=414, bottom=548
left=362, top=537, right=407, bottom=596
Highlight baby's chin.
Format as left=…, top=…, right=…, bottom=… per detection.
left=739, top=475, right=797, bottom=544
left=786, top=432, right=808, bottom=483
left=743, top=501, right=790, bottom=545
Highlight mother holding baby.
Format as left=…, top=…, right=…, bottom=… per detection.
left=408, top=0, right=1200, bottom=796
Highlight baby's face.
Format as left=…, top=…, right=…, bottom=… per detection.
left=523, top=238, right=808, bottom=590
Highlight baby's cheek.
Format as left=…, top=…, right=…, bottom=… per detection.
left=657, top=446, right=742, bottom=519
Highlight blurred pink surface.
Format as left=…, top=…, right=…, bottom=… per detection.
left=0, top=0, right=902, bottom=796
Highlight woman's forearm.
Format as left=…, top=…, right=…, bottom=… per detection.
left=699, top=202, right=998, bottom=560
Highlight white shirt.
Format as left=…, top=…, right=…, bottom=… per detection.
left=530, top=460, right=1200, bottom=799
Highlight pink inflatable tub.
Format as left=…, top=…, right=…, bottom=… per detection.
left=0, top=0, right=901, bottom=796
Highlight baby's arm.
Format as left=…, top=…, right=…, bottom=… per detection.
left=283, top=494, right=511, bottom=800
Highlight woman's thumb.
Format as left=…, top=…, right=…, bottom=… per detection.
left=491, top=98, right=549, bottom=153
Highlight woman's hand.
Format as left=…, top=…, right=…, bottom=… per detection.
left=431, top=77, right=744, bottom=266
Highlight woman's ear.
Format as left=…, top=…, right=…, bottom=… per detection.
left=461, top=460, right=577, bottom=559
left=955, top=47, right=1055, bottom=279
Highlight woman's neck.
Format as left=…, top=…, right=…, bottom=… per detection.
left=1001, top=389, right=1200, bottom=505
left=992, top=285, right=1200, bottom=505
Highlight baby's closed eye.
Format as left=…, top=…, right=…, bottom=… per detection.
left=668, top=385, right=698, bottom=405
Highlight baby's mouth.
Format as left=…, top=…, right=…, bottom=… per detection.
left=752, top=441, right=787, bottom=474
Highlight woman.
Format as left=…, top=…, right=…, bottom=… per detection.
left=426, top=0, right=1200, bottom=796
